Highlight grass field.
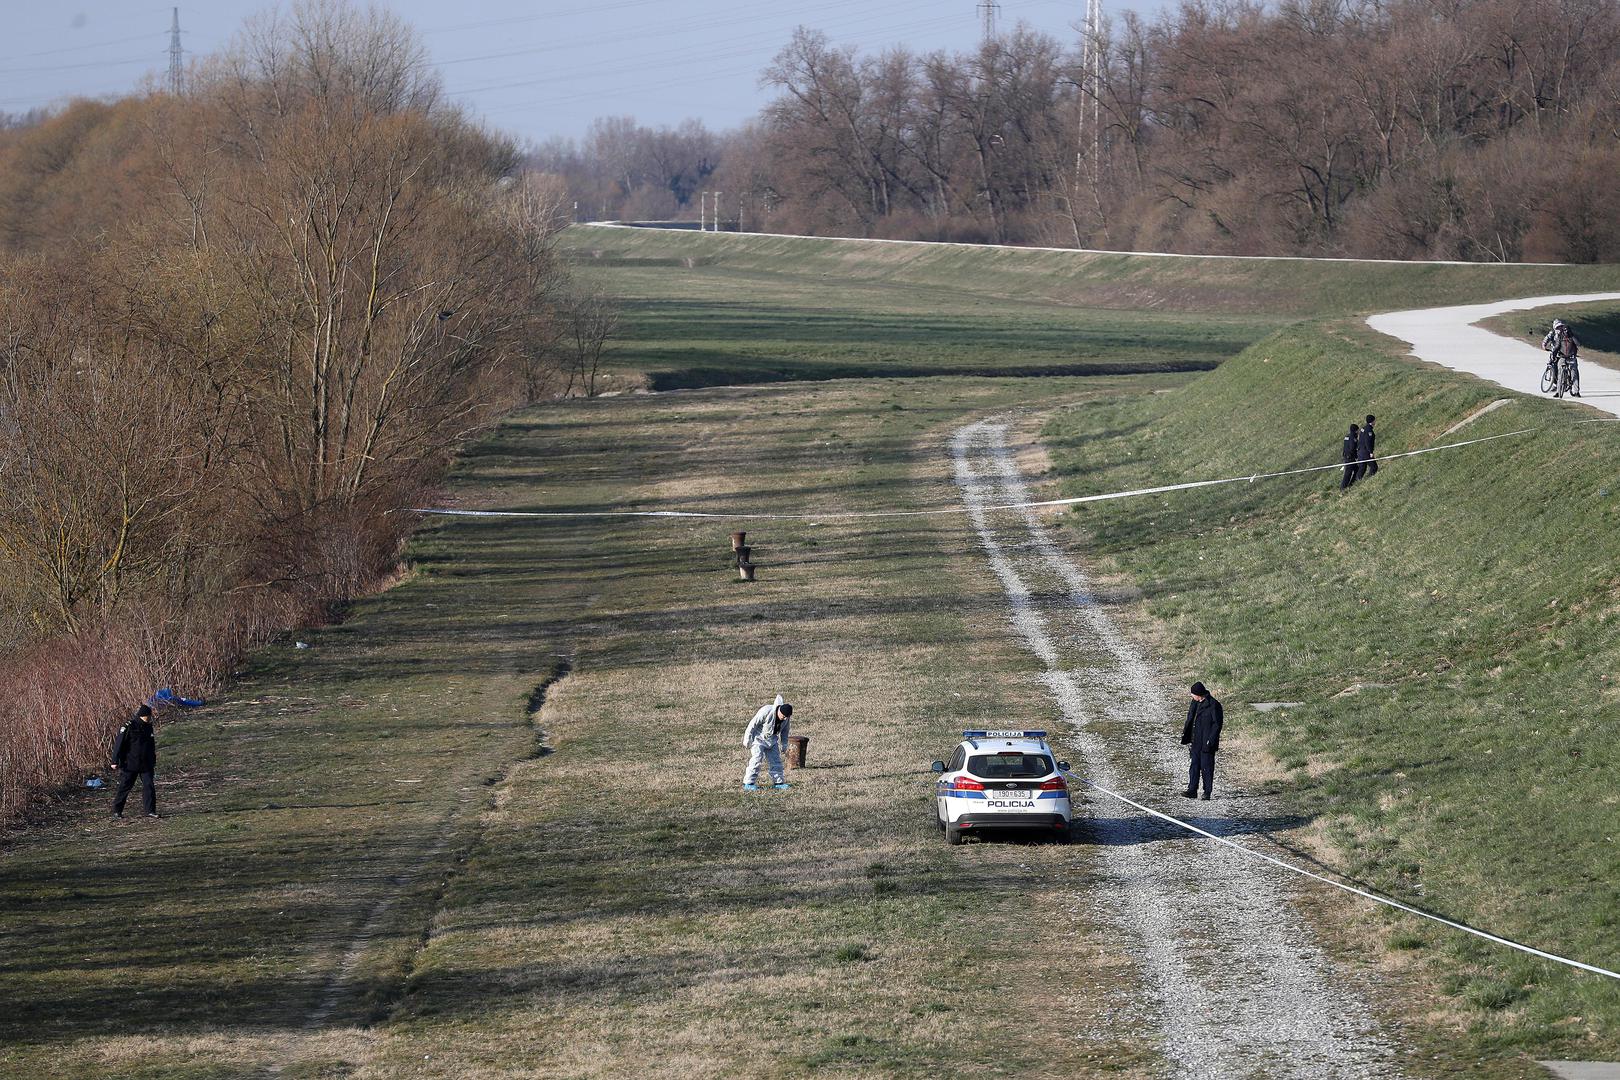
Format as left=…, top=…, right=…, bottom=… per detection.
left=5, top=226, right=1620, bottom=1078
left=0, top=373, right=1189, bottom=1079
left=570, top=236, right=1274, bottom=389
left=1042, top=321, right=1620, bottom=1060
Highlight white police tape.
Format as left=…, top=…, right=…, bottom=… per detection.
left=409, top=426, right=1540, bottom=522
left=1077, top=776, right=1620, bottom=981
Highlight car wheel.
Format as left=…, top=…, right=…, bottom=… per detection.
left=945, top=822, right=964, bottom=846
left=934, top=803, right=946, bottom=832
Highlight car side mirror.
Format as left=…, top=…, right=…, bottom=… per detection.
left=1057, top=761, right=1071, bottom=772
left=930, top=761, right=946, bottom=773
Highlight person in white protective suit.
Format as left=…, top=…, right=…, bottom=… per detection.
left=741, top=695, right=793, bottom=791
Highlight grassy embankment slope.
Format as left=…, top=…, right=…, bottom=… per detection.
left=3, top=224, right=1619, bottom=1078
left=572, top=224, right=1620, bottom=390
left=570, top=229, right=1274, bottom=388
left=1044, top=321, right=1620, bottom=1060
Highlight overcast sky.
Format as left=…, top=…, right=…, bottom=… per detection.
left=3, top=1, right=1164, bottom=145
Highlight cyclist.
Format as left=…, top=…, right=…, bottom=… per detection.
left=1540, top=319, right=1581, bottom=398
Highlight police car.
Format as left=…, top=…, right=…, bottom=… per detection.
left=931, top=730, right=1073, bottom=844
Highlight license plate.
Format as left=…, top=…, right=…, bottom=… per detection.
left=986, top=789, right=1034, bottom=808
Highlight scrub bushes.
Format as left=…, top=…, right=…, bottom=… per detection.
left=0, top=3, right=584, bottom=824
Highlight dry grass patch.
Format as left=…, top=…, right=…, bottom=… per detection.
left=337, top=376, right=1183, bottom=1077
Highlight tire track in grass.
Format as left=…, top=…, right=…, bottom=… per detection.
left=951, top=417, right=1402, bottom=1080
left=268, top=662, right=572, bottom=1075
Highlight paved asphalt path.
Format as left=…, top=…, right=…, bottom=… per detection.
left=1367, top=294, right=1620, bottom=418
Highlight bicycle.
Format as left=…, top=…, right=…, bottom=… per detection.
left=1541, top=352, right=1580, bottom=398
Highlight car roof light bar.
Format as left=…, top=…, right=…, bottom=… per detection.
left=961, top=730, right=1048, bottom=740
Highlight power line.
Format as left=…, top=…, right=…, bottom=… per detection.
left=429, top=0, right=928, bottom=76
left=451, top=8, right=967, bottom=104
left=0, top=31, right=166, bottom=63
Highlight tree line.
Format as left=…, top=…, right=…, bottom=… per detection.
left=550, top=0, right=1620, bottom=261
left=0, top=3, right=614, bottom=822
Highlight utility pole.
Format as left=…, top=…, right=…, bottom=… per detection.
left=700, top=191, right=709, bottom=231
left=713, top=191, right=722, bottom=231
left=1084, top=0, right=1102, bottom=163
left=1076, top=0, right=1103, bottom=187
left=977, top=0, right=1000, bottom=43
left=167, top=7, right=183, bottom=95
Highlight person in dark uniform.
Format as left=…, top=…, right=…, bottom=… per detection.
left=111, top=705, right=159, bottom=819
left=1340, top=423, right=1360, bottom=490
left=1358, top=415, right=1377, bottom=478
left=1180, top=682, right=1223, bottom=800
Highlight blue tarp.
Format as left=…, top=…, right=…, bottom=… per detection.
left=148, top=687, right=205, bottom=708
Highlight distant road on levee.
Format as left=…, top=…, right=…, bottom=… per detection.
left=1369, top=294, right=1620, bottom=418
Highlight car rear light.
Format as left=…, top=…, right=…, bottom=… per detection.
left=1039, top=776, right=1067, bottom=791
left=953, top=776, right=985, bottom=792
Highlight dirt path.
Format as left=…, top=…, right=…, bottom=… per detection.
left=1367, top=294, right=1620, bottom=418
left=952, top=417, right=1403, bottom=1079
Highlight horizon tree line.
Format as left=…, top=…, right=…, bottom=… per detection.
left=541, top=0, right=1620, bottom=262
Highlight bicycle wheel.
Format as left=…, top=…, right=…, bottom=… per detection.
left=1541, top=364, right=1557, bottom=394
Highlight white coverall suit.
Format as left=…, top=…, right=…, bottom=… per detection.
left=742, top=695, right=791, bottom=786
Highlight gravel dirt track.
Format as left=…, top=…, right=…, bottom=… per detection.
left=952, top=417, right=1404, bottom=1080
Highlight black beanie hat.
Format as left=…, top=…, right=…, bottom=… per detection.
left=137, top=704, right=153, bottom=719
left=778, top=702, right=792, bottom=717
left=1190, top=682, right=1207, bottom=697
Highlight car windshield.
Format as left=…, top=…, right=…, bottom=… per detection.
left=966, top=753, right=1052, bottom=779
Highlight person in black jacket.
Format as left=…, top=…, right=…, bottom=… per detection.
left=1357, top=415, right=1377, bottom=479
left=1340, top=423, right=1359, bottom=490
left=111, top=705, right=159, bottom=819
left=1180, top=682, right=1224, bottom=800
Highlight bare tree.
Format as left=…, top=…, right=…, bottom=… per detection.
left=559, top=288, right=619, bottom=398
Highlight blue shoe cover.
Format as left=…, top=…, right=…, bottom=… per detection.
left=742, top=783, right=758, bottom=791
left=773, top=781, right=791, bottom=790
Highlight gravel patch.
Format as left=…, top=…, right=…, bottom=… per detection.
left=952, top=417, right=1403, bottom=1079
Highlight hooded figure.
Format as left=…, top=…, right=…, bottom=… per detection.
left=1180, top=682, right=1224, bottom=800
left=741, top=694, right=792, bottom=791
left=111, top=705, right=159, bottom=818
